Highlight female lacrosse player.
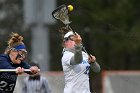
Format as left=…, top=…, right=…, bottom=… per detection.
left=0, top=32, right=39, bottom=93
left=60, top=28, right=100, bottom=93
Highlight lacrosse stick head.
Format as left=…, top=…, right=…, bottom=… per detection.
left=52, top=4, right=71, bottom=25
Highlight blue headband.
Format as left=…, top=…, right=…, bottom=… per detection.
left=14, top=44, right=26, bottom=50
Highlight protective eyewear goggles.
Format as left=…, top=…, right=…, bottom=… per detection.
left=11, top=48, right=28, bottom=57
left=63, top=35, right=74, bottom=42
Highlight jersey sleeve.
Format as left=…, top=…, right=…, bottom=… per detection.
left=21, top=62, right=31, bottom=69
left=0, top=57, right=15, bottom=69
left=90, top=61, right=101, bottom=72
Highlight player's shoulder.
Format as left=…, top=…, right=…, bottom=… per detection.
left=0, top=54, right=10, bottom=68
left=0, top=54, right=8, bottom=58
left=63, top=51, right=74, bottom=55
left=62, top=51, right=73, bottom=60
left=0, top=54, right=9, bottom=62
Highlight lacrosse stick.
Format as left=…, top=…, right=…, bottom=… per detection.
left=52, top=4, right=73, bottom=31
left=0, top=69, right=40, bottom=72
left=52, top=4, right=89, bottom=56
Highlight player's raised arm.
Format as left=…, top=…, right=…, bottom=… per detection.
left=88, top=54, right=101, bottom=72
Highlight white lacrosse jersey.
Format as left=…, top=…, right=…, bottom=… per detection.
left=62, top=51, right=91, bottom=93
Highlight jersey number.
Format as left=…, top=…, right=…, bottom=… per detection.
left=84, top=66, right=90, bottom=74
left=0, top=81, right=15, bottom=91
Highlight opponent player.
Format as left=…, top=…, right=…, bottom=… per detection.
left=61, top=30, right=101, bottom=93
left=0, top=32, right=39, bottom=93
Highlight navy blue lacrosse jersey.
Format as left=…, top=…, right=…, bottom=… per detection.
left=0, top=54, right=31, bottom=93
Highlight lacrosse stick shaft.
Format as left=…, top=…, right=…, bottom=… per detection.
left=0, top=69, right=40, bottom=72
left=82, top=46, right=89, bottom=56
left=74, top=32, right=89, bottom=56
left=66, top=25, right=73, bottom=31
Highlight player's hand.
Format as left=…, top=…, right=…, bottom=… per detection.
left=88, top=54, right=96, bottom=64
left=73, top=32, right=82, bottom=45
left=30, top=66, right=40, bottom=74
left=16, top=67, right=24, bottom=74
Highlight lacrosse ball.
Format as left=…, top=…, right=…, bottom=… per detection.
left=68, top=5, right=73, bottom=11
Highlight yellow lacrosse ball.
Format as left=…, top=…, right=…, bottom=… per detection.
left=68, top=5, right=74, bottom=12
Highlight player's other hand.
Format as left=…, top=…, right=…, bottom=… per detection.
left=73, top=32, right=82, bottom=45
left=16, top=67, right=24, bottom=74
left=88, top=54, right=96, bottom=64
left=30, top=66, right=40, bottom=74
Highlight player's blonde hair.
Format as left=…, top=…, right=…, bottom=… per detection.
left=59, top=27, right=69, bottom=38
left=59, top=27, right=70, bottom=47
left=5, top=32, right=25, bottom=54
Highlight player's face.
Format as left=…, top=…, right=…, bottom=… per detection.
left=64, top=36, right=75, bottom=48
left=9, top=49, right=27, bottom=64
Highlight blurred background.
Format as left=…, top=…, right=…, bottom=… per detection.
left=0, top=0, right=140, bottom=93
